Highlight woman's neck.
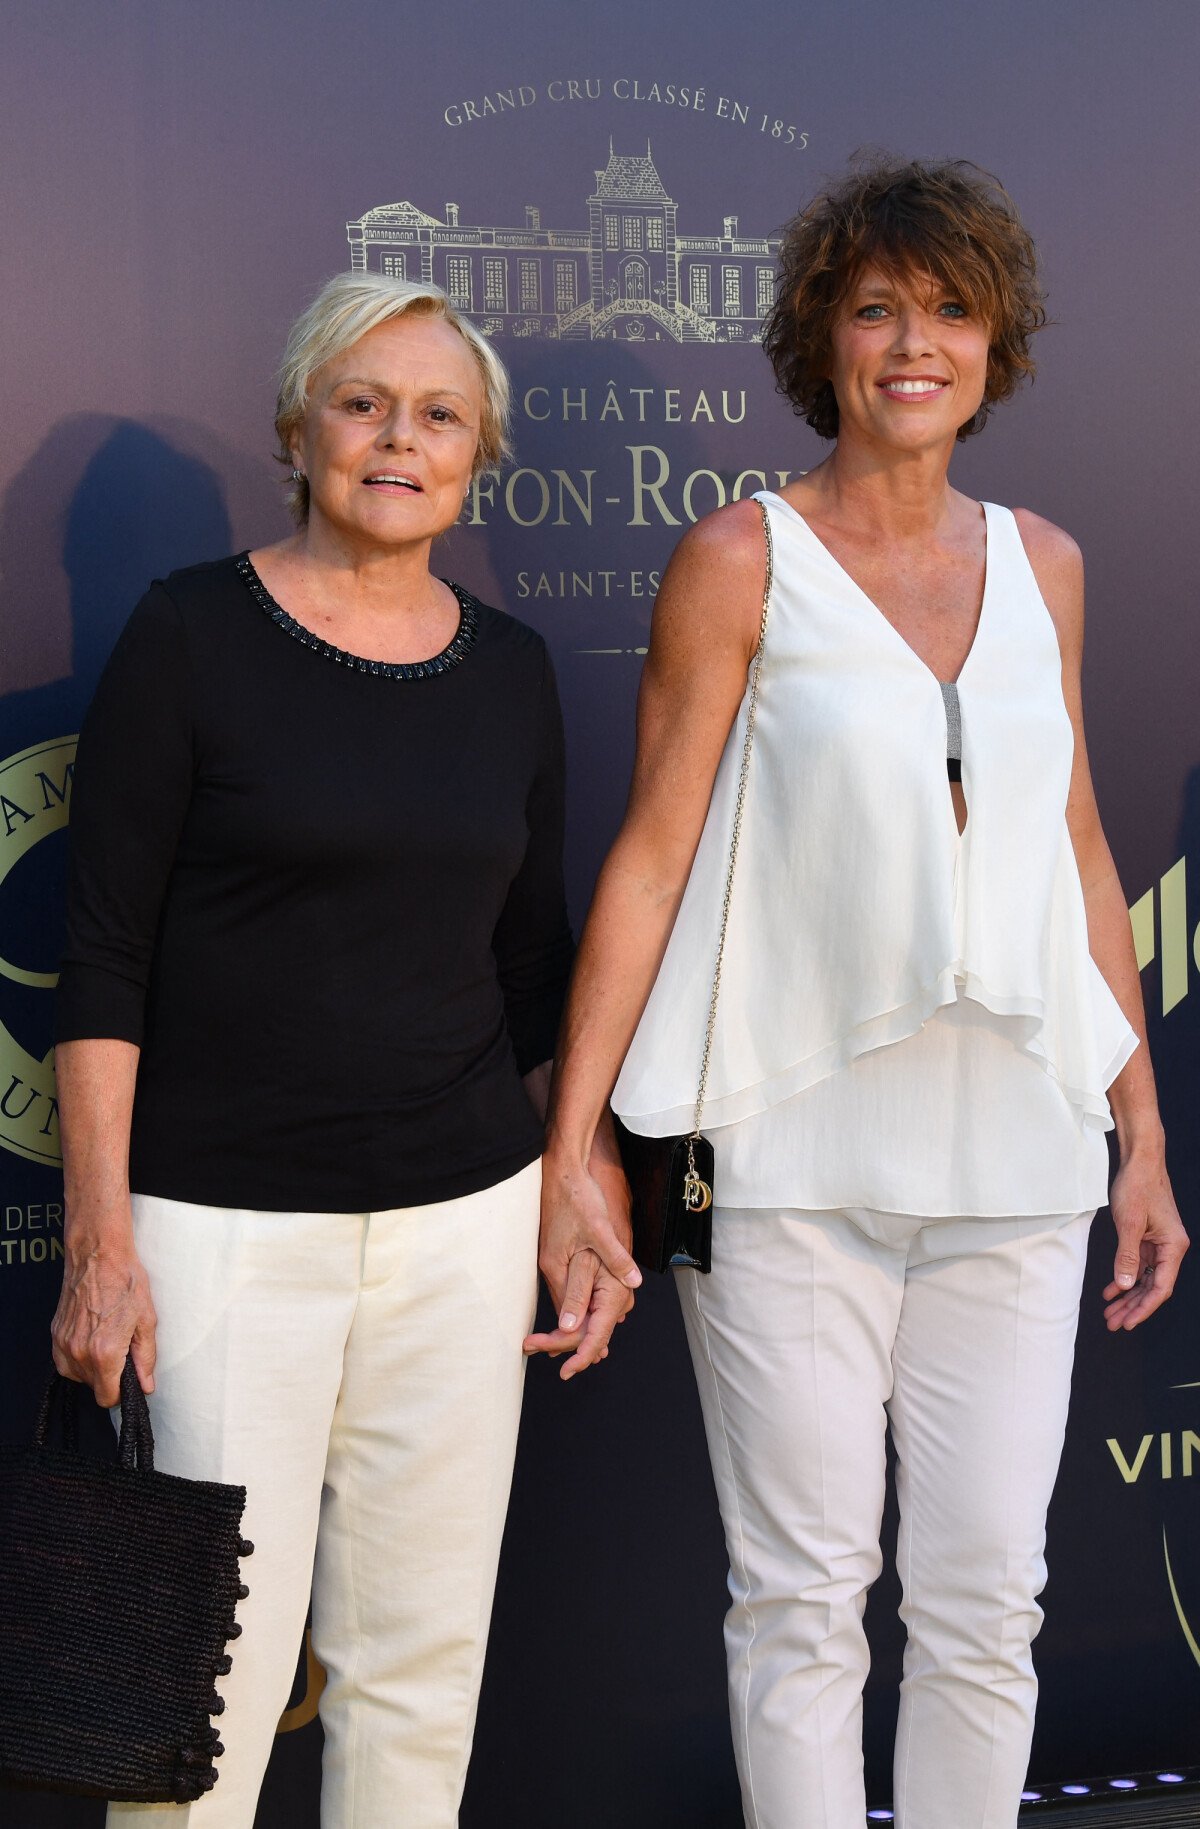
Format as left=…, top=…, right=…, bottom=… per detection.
left=797, top=434, right=963, bottom=542
left=248, top=522, right=462, bottom=663
left=283, top=521, right=446, bottom=615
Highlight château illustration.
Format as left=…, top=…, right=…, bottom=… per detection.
left=347, top=141, right=780, bottom=343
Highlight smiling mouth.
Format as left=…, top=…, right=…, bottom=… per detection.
left=877, top=378, right=949, bottom=398
left=363, top=473, right=423, bottom=491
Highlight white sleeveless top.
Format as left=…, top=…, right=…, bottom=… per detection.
left=611, top=492, right=1138, bottom=1217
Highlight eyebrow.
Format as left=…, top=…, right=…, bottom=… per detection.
left=328, top=375, right=474, bottom=404
left=852, top=277, right=961, bottom=306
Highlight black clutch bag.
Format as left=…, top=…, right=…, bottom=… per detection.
left=617, top=499, right=775, bottom=1277
left=615, top=1121, right=715, bottom=1273
left=0, top=1355, right=253, bottom=1804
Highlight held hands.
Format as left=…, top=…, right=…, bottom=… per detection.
left=51, top=1211, right=157, bottom=1409
left=524, top=1142, right=641, bottom=1381
left=1103, top=1151, right=1189, bottom=1332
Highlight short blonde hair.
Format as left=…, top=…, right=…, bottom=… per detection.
left=274, top=272, right=512, bottom=521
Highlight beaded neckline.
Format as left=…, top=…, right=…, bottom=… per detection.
left=234, top=554, right=479, bottom=681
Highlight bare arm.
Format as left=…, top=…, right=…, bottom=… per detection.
left=525, top=501, right=767, bottom=1377
left=51, top=1038, right=157, bottom=1405
left=1017, top=509, right=1188, bottom=1330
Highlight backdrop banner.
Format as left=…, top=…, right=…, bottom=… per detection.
left=2, top=3, right=1197, bottom=1824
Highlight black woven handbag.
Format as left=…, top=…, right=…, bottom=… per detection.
left=0, top=1355, right=253, bottom=1803
left=618, top=497, right=775, bottom=1275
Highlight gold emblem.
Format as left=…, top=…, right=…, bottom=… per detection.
left=0, top=736, right=77, bottom=1166
left=1164, top=1528, right=1200, bottom=1670
left=683, top=1171, right=712, bottom=1213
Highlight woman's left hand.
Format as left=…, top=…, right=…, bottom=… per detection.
left=1103, top=1151, right=1189, bottom=1331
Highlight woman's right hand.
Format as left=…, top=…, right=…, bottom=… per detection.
left=524, top=1145, right=640, bottom=1380
left=51, top=1040, right=151, bottom=1407
left=51, top=1209, right=157, bottom=1409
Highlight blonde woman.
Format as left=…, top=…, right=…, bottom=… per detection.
left=52, top=274, right=573, bottom=1827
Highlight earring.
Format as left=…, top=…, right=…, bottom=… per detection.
left=291, top=468, right=306, bottom=482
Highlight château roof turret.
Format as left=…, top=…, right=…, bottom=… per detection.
left=591, top=141, right=672, bottom=202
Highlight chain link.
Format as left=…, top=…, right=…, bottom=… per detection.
left=689, top=500, right=775, bottom=1147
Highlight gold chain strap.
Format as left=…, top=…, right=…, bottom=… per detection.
left=684, top=498, right=775, bottom=1191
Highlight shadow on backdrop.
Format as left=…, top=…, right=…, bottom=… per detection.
left=0, top=417, right=233, bottom=1145
left=0, top=423, right=234, bottom=1480
left=1, top=415, right=233, bottom=744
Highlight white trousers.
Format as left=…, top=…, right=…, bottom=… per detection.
left=106, top=1159, right=541, bottom=1829
left=676, top=1203, right=1094, bottom=1829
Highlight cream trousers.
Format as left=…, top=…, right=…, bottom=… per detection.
left=106, top=1159, right=541, bottom=1829
left=677, top=1203, right=1094, bottom=1829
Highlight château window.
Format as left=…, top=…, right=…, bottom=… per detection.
left=382, top=254, right=406, bottom=280
left=519, top=260, right=541, bottom=313
left=623, top=216, right=643, bottom=250
left=484, top=258, right=508, bottom=312
left=554, top=262, right=578, bottom=312
left=604, top=215, right=620, bottom=250
left=446, top=258, right=472, bottom=309
left=722, top=266, right=742, bottom=317
left=646, top=217, right=665, bottom=252
left=689, top=265, right=711, bottom=313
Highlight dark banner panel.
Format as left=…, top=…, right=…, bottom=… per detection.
left=2, top=3, right=1196, bottom=1822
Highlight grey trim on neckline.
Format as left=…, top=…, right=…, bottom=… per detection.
left=940, top=679, right=962, bottom=762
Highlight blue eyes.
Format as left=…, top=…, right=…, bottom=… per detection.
left=856, top=302, right=968, bottom=321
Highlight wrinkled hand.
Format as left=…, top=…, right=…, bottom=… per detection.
left=51, top=1214, right=157, bottom=1408
left=525, top=1147, right=641, bottom=1380
left=1103, top=1154, right=1189, bottom=1332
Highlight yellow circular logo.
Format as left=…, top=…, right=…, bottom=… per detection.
left=0, top=735, right=77, bottom=1166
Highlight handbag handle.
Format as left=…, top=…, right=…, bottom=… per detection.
left=36, top=1353, right=156, bottom=1472
left=689, top=496, right=775, bottom=1144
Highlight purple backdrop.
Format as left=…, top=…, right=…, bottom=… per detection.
left=2, top=2, right=1197, bottom=1822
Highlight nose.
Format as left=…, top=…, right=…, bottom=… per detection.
left=889, top=306, right=938, bottom=361
left=377, top=402, right=418, bottom=450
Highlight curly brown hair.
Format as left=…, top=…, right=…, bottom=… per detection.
left=762, top=156, right=1046, bottom=441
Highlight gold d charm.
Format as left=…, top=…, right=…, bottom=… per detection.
left=683, top=1172, right=713, bottom=1213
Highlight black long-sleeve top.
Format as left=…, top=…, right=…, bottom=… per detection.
left=55, top=555, right=574, bottom=1212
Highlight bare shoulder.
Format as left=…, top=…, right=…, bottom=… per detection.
left=1011, top=506, right=1085, bottom=651
left=651, top=498, right=769, bottom=661
left=667, top=497, right=770, bottom=580
left=1011, top=507, right=1084, bottom=592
